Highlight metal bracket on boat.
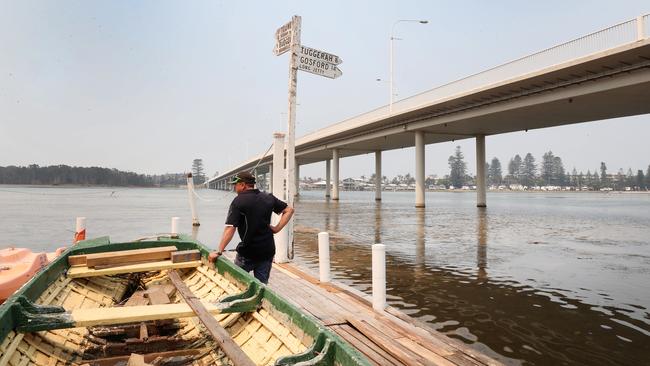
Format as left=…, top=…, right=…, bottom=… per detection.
left=12, top=296, right=74, bottom=332
left=214, top=282, right=264, bottom=314
left=275, top=332, right=335, bottom=365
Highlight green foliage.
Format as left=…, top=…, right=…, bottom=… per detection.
left=448, top=146, right=467, bottom=188
left=488, top=157, right=502, bottom=185
left=0, top=165, right=185, bottom=186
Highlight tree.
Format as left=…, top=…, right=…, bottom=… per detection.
left=488, top=157, right=502, bottom=185
left=448, top=146, right=467, bottom=188
left=521, top=153, right=536, bottom=187
left=600, top=162, right=608, bottom=187
left=553, top=156, right=565, bottom=186
left=508, top=154, right=522, bottom=184
left=192, top=159, right=205, bottom=184
left=636, top=170, right=645, bottom=190
left=646, top=165, right=650, bottom=189
left=541, top=151, right=555, bottom=185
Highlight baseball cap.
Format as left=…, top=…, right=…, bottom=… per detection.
left=229, top=171, right=256, bottom=184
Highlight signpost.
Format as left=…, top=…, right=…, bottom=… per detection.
left=297, top=45, right=343, bottom=79
left=274, top=16, right=343, bottom=261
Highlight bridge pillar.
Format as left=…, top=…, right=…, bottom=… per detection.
left=332, top=149, right=340, bottom=200
left=415, top=131, right=425, bottom=208
left=476, top=135, right=487, bottom=207
left=375, top=151, right=382, bottom=201
left=268, top=165, right=273, bottom=192
left=325, top=159, right=331, bottom=198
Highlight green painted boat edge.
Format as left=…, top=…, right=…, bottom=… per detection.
left=0, top=235, right=371, bottom=366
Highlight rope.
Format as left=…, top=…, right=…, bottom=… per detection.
left=192, top=187, right=229, bottom=202
left=248, top=143, right=274, bottom=174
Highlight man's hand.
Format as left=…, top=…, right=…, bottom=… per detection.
left=269, top=225, right=280, bottom=234
left=208, top=251, right=222, bottom=263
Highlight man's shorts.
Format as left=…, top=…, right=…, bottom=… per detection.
left=234, top=254, right=273, bottom=284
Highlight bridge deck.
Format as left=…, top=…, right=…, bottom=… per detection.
left=264, top=260, right=501, bottom=366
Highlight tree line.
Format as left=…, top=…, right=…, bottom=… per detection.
left=0, top=165, right=187, bottom=187
left=446, top=146, right=650, bottom=190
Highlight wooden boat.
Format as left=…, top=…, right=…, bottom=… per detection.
left=0, top=235, right=370, bottom=366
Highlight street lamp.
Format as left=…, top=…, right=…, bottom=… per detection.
left=390, top=19, right=428, bottom=113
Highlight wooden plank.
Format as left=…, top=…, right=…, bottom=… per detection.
left=68, top=255, right=87, bottom=267
left=348, top=317, right=433, bottom=366
left=85, top=349, right=208, bottom=366
left=85, top=246, right=178, bottom=268
left=168, top=270, right=256, bottom=366
left=126, top=354, right=151, bottom=366
left=67, top=260, right=201, bottom=278
left=145, top=288, right=170, bottom=305
left=69, top=301, right=224, bottom=327
left=171, top=249, right=201, bottom=263
left=332, top=324, right=400, bottom=366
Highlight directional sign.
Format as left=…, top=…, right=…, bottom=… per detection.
left=299, top=45, right=343, bottom=65
left=297, top=46, right=343, bottom=79
left=273, top=19, right=293, bottom=56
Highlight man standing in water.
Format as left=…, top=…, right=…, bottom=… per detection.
left=209, top=171, right=294, bottom=284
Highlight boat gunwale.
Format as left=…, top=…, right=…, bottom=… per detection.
left=0, top=235, right=371, bottom=366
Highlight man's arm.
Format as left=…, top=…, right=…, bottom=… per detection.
left=208, top=225, right=236, bottom=263
left=270, top=206, right=295, bottom=234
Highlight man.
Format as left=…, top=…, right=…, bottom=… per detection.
left=209, top=171, right=294, bottom=284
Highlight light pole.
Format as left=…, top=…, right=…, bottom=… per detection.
left=390, top=19, right=428, bottom=113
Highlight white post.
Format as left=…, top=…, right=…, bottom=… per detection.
left=171, top=217, right=180, bottom=236
left=285, top=15, right=301, bottom=260
left=325, top=159, right=331, bottom=198
left=317, top=232, right=331, bottom=282
left=332, top=149, right=340, bottom=200
left=74, top=217, right=86, bottom=243
left=476, top=135, right=487, bottom=207
left=372, top=244, right=386, bottom=311
left=294, top=163, right=300, bottom=197
left=638, top=15, right=646, bottom=41
left=272, top=132, right=289, bottom=263
left=375, top=151, right=382, bottom=201
left=186, top=173, right=200, bottom=226
left=415, top=131, right=425, bottom=208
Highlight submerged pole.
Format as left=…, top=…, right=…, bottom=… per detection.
left=372, top=243, right=386, bottom=311
left=186, top=173, right=200, bottom=226
left=318, top=232, right=331, bottom=282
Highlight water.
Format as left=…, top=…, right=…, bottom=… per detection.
left=1, top=186, right=649, bottom=365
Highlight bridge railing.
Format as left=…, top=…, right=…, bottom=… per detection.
left=300, top=15, right=647, bottom=144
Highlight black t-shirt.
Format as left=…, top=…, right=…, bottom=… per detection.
left=225, top=189, right=288, bottom=261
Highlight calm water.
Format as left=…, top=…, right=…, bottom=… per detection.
left=1, top=186, right=649, bottom=365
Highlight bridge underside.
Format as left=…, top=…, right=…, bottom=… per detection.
left=211, top=39, right=650, bottom=181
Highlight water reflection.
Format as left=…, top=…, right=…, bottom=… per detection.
left=476, top=207, right=488, bottom=282
left=292, top=192, right=650, bottom=366
left=415, top=207, right=425, bottom=267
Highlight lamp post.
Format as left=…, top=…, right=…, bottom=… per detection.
left=390, top=19, right=428, bottom=113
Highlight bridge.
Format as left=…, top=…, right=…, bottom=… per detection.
left=209, top=14, right=650, bottom=208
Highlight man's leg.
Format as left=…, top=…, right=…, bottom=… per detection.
left=252, top=258, right=273, bottom=284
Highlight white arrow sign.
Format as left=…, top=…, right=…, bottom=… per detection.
left=297, top=47, right=343, bottom=79
left=299, top=45, right=343, bottom=65
left=273, top=19, right=293, bottom=56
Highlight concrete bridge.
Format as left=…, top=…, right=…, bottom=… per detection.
left=210, top=15, right=650, bottom=208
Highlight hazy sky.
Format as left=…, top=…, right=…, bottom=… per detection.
left=1, top=1, right=649, bottom=179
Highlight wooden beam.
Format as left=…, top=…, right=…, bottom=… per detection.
left=67, top=260, right=201, bottom=278
left=84, top=349, right=208, bottom=366
left=171, top=249, right=201, bottom=263
left=168, top=270, right=256, bottom=366
left=85, top=246, right=178, bottom=267
left=69, top=301, right=223, bottom=327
